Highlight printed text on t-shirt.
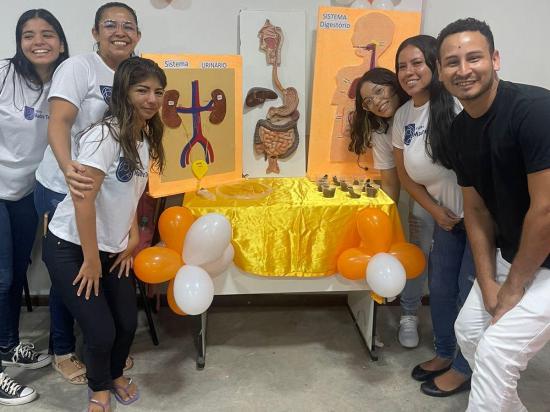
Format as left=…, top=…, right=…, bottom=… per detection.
left=404, top=123, right=426, bottom=145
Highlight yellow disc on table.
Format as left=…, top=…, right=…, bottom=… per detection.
left=191, top=160, right=208, bottom=179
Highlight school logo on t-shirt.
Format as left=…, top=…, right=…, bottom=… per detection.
left=404, top=123, right=415, bottom=145
left=100, top=85, right=112, bottom=104
left=116, top=157, right=133, bottom=182
left=24, top=106, right=35, bottom=120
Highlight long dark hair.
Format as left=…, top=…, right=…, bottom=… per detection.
left=108, top=57, right=166, bottom=174
left=0, top=9, right=69, bottom=103
left=348, top=67, right=408, bottom=155
left=395, top=35, right=456, bottom=169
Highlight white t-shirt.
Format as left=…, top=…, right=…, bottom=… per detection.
left=49, top=122, right=149, bottom=253
left=371, top=121, right=394, bottom=170
left=0, top=63, right=51, bottom=200
left=35, top=52, right=114, bottom=194
left=392, top=99, right=463, bottom=217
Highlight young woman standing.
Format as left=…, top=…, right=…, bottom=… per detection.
left=0, top=9, right=68, bottom=406
left=349, top=67, right=434, bottom=348
left=392, top=35, right=474, bottom=397
left=44, top=57, right=166, bottom=412
left=34, top=2, right=141, bottom=385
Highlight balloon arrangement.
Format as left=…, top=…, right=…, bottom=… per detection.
left=134, top=207, right=233, bottom=315
left=337, top=208, right=425, bottom=300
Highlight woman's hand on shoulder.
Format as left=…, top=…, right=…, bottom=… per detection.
left=65, top=160, right=94, bottom=199
left=73, top=256, right=102, bottom=299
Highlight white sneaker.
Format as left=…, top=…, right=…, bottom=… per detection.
left=398, top=315, right=419, bottom=348
left=0, top=372, right=37, bottom=406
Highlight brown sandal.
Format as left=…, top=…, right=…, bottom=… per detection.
left=53, top=354, right=87, bottom=385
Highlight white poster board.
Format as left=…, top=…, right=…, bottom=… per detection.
left=239, top=10, right=307, bottom=177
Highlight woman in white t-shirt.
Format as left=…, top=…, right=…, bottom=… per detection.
left=0, top=9, right=68, bottom=406
left=392, top=35, right=474, bottom=397
left=43, top=57, right=166, bottom=412
left=34, top=2, right=142, bottom=385
left=349, top=68, right=436, bottom=349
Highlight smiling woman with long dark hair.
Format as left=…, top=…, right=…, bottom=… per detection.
left=44, top=57, right=166, bottom=412
left=0, top=8, right=68, bottom=406
left=33, top=1, right=142, bottom=388
left=392, top=34, right=474, bottom=398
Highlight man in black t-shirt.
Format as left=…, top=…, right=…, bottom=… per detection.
left=436, top=18, right=550, bottom=411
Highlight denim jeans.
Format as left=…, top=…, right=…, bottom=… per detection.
left=34, top=181, right=75, bottom=356
left=400, top=200, right=434, bottom=315
left=0, top=192, right=38, bottom=371
left=429, top=221, right=474, bottom=376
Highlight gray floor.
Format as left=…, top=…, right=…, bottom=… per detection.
left=2, top=302, right=549, bottom=412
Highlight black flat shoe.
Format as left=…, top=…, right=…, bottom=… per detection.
left=411, top=363, right=452, bottom=382
left=420, top=378, right=471, bottom=397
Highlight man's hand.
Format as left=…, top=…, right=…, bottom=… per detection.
left=479, top=278, right=501, bottom=316
left=492, top=280, right=525, bottom=324
left=64, top=160, right=94, bottom=199
left=432, top=205, right=462, bottom=232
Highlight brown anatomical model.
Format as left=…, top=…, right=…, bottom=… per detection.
left=245, top=87, right=278, bottom=108
left=209, top=89, right=226, bottom=124
left=162, top=89, right=182, bottom=128
left=251, top=19, right=300, bottom=174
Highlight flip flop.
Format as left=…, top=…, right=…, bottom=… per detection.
left=86, top=389, right=111, bottom=412
left=112, top=377, right=140, bottom=405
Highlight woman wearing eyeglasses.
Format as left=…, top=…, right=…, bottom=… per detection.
left=34, top=2, right=140, bottom=387
left=349, top=68, right=435, bottom=350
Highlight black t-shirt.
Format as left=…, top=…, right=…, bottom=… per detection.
left=449, top=80, right=550, bottom=268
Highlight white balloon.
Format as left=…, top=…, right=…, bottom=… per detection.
left=183, top=213, right=232, bottom=266
left=366, top=253, right=406, bottom=298
left=201, top=244, right=235, bottom=276
left=173, top=265, right=214, bottom=315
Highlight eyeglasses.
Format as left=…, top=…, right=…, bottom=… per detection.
left=101, top=19, right=138, bottom=33
left=362, top=85, right=395, bottom=110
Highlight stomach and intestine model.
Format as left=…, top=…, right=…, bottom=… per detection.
left=246, top=19, right=300, bottom=174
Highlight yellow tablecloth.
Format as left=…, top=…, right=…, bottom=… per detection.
left=184, top=177, right=404, bottom=277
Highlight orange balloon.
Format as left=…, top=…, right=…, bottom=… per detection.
left=357, top=208, right=393, bottom=254
left=158, top=206, right=195, bottom=254
left=167, top=278, right=186, bottom=316
left=337, top=248, right=372, bottom=280
left=134, top=247, right=182, bottom=284
left=389, top=242, right=426, bottom=279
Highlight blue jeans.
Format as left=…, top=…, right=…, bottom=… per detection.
left=400, top=200, right=434, bottom=315
left=34, top=181, right=75, bottom=356
left=0, top=192, right=38, bottom=371
left=429, top=221, right=474, bottom=377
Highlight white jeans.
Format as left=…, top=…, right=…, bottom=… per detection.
left=455, top=251, right=550, bottom=411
